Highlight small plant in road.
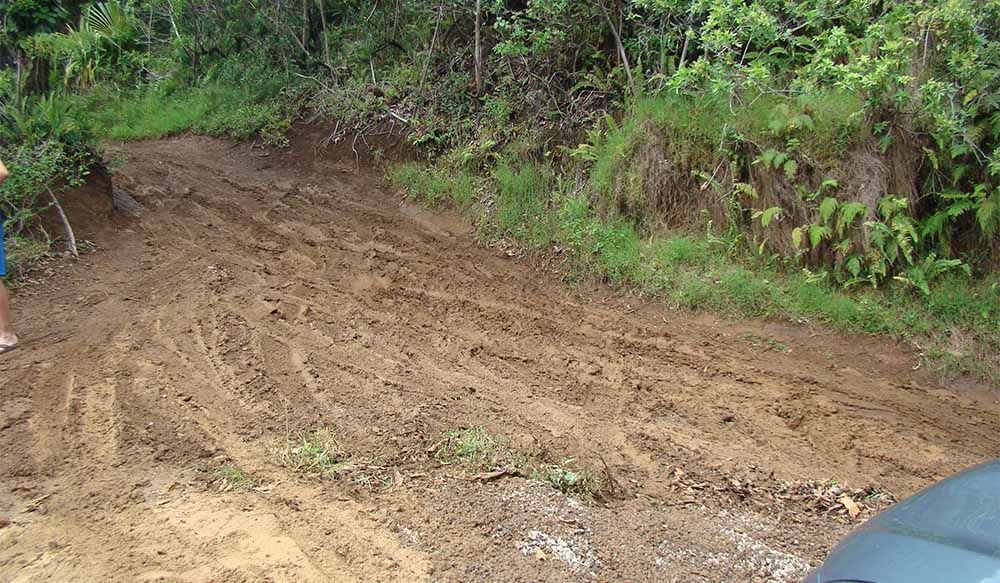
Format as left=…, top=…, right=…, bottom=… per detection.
left=214, top=465, right=257, bottom=492
left=276, top=427, right=353, bottom=479
left=531, top=459, right=602, bottom=500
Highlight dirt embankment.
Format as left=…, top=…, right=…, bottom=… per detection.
left=1, top=135, right=997, bottom=582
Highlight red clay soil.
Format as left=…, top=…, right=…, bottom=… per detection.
left=1, top=135, right=998, bottom=582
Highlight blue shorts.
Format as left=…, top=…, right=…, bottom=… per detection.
left=0, top=215, right=6, bottom=278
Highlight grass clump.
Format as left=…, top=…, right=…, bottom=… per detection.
left=433, top=426, right=525, bottom=469
left=558, top=198, right=646, bottom=284
left=433, top=427, right=604, bottom=499
left=492, top=162, right=554, bottom=245
left=740, top=332, right=791, bottom=353
left=275, top=427, right=399, bottom=490
left=85, top=80, right=297, bottom=146
left=590, top=93, right=863, bottom=195
left=531, top=459, right=602, bottom=499
left=214, top=465, right=257, bottom=492
left=276, top=427, right=353, bottom=478
left=389, top=163, right=479, bottom=208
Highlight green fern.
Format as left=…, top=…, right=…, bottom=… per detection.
left=819, top=197, right=839, bottom=224
left=895, top=254, right=968, bottom=296
left=791, top=226, right=804, bottom=249
left=877, top=196, right=908, bottom=220
left=977, top=189, right=999, bottom=236
left=734, top=181, right=759, bottom=199
left=808, top=224, right=832, bottom=248
left=836, top=202, right=868, bottom=236
left=845, top=255, right=862, bottom=277
left=783, top=158, right=798, bottom=178
left=752, top=206, right=783, bottom=228
left=833, top=238, right=853, bottom=254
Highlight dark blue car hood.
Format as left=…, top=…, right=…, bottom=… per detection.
left=813, top=459, right=1000, bottom=583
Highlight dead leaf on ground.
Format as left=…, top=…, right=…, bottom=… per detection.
left=839, top=494, right=861, bottom=519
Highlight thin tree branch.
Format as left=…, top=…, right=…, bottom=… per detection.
left=420, top=2, right=445, bottom=91
left=598, top=0, right=636, bottom=97
left=47, top=188, right=78, bottom=258
left=474, top=0, right=483, bottom=95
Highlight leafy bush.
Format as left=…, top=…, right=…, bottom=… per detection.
left=1, top=92, right=97, bottom=276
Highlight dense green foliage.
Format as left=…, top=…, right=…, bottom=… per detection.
left=2, top=0, right=999, bottom=375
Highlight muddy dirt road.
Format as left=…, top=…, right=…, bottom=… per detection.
left=1, top=136, right=998, bottom=582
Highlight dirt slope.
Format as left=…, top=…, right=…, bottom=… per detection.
left=1, top=136, right=997, bottom=583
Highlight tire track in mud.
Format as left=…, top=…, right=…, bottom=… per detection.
left=1, top=135, right=998, bottom=582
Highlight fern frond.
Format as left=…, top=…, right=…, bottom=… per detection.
left=977, top=190, right=1000, bottom=236
left=819, top=197, right=838, bottom=224
left=835, top=202, right=867, bottom=236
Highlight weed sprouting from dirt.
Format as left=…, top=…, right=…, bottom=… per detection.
left=739, top=332, right=791, bottom=353
left=276, top=427, right=354, bottom=478
left=275, top=428, right=399, bottom=489
left=433, top=427, right=605, bottom=500
left=531, top=459, right=603, bottom=499
left=433, top=426, right=524, bottom=469
left=214, top=465, right=257, bottom=492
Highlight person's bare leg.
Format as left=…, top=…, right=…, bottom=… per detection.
left=0, top=279, right=17, bottom=349
left=0, top=158, right=12, bottom=350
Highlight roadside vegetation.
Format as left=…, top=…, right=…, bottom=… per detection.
left=2, top=0, right=999, bottom=378
left=392, top=161, right=1000, bottom=379
left=433, top=427, right=604, bottom=500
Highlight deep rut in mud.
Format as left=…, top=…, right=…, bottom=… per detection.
left=1, top=136, right=998, bottom=582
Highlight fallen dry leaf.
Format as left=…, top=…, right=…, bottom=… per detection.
left=839, top=494, right=861, bottom=519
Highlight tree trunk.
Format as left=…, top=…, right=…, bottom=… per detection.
left=302, top=0, right=309, bottom=50
left=474, top=0, right=483, bottom=95
left=678, top=30, right=690, bottom=70
left=318, top=0, right=331, bottom=69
